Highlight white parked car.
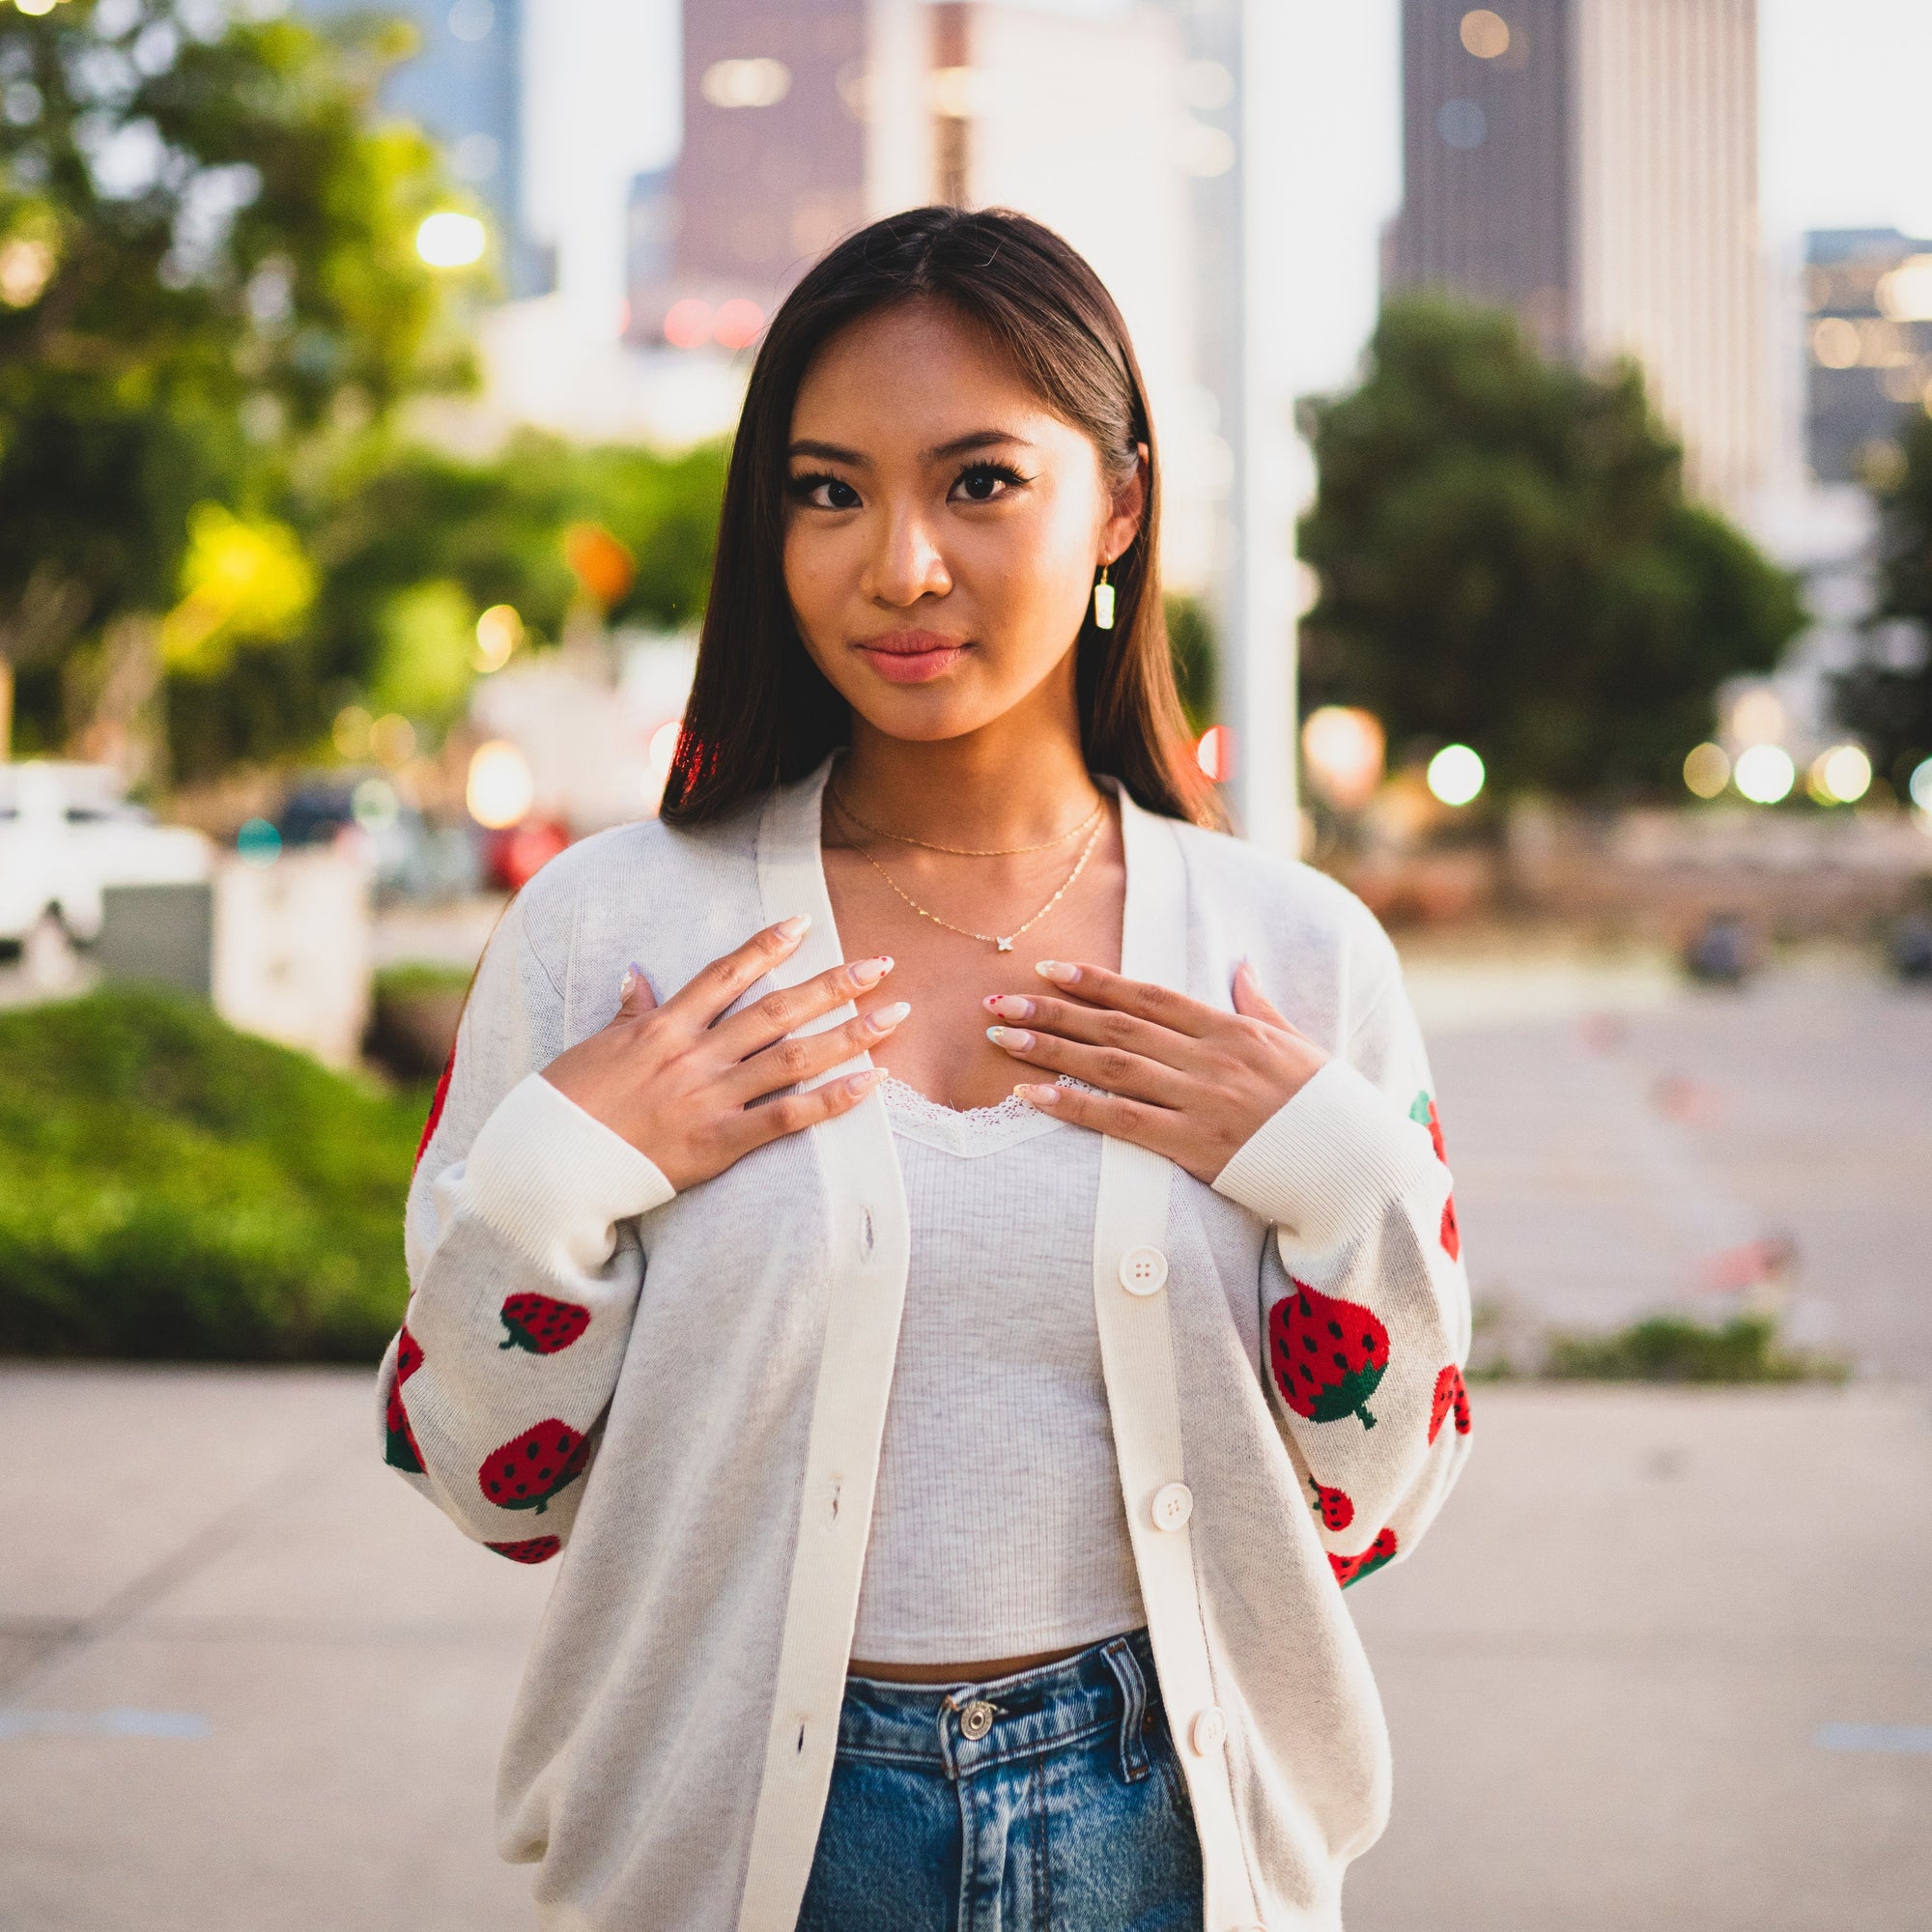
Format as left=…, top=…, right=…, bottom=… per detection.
left=0, top=761, right=212, bottom=946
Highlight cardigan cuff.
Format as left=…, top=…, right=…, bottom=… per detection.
left=462, top=1071, right=675, bottom=1280
left=1210, top=1057, right=1437, bottom=1251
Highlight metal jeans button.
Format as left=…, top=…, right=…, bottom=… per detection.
left=959, top=1699, right=995, bottom=1741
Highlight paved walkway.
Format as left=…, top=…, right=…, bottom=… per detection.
left=3, top=1366, right=1927, bottom=1931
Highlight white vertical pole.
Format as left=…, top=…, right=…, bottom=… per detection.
left=1230, top=0, right=1299, bottom=856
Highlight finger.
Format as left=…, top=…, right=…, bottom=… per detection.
left=709, top=953, right=895, bottom=1060
left=1010, top=1079, right=1188, bottom=1157
left=985, top=1024, right=1190, bottom=1108
left=982, top=992, right=1192, bottom=1065
left=1230, top=958, right=1293, bottom=1033
left=723, top=1000, right=909, bottom=1105
left=663, top=917, right=812, bottom=1029
left=1033, top=960, right=1215, bottom=1036
left=617, top=960, right=659, bottom=1017
left=726, top=1066, right=883, bottom=1156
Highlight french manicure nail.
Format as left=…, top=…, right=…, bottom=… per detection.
left=846, top=1069, right=881, bottom=1096
left=850, top=955, right=892, bottom=988
left=986, top=1026, right=1034, bottom=1050
left=1019, top=1082, right=1060, bottom=1106
left=873, top=1001, right=911, bottom=1029
left=777, top=915, right=810, bottom=941
left=983, top=994, right=1034, bottom=1018
left=1036, top=960, right=1079, bottom=985
left=619, top=966, right=639, bottom=998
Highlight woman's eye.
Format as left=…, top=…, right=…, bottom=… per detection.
left=951, top=462, right=1026, bottom=503
left=790, top=472, right=861, bottom=510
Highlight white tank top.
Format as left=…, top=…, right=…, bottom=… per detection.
left=851, top=1076, right=1146, bottom=1663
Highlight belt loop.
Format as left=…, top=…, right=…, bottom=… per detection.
left=1101, top=1635, right=1151, bottom=1783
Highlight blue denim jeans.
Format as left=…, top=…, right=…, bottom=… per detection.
left=796, top=1628, right=1204, bottom=1932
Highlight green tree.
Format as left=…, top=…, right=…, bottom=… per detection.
left=1296, top=298, right=1805, bottom=799
left=1833, top=409, right=1932, bottom=793
left=0, top=0, right=471, bottom=764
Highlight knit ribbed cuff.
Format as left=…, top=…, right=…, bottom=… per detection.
left=1210, top=1057, right=1436, bottom=1251
left=463, top=1071, right=675, bottom=1280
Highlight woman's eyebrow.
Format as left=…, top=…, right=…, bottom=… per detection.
left=925, top=429, right=1035, bottom=460
left=787, top=439, right=867, bottom=466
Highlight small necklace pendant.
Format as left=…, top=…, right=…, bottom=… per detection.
left=996, top=936, right=1014, bottom=952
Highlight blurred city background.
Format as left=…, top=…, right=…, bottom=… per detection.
left=1, top=1, right=1928, bottom=1927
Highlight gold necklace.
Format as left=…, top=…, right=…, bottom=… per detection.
left=828, top=782, right=1105, bottom=857
left=835, top=796, right=1109, bottom=952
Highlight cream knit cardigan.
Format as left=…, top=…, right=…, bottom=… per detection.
left=382, top=758, right=1474, bottom=1932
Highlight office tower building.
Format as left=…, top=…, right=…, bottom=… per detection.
left=1387, top=0, right=1766, bottom=508
left=1804, top=230, right=1932, bottom=486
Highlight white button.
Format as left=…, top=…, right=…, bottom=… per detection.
left=1190, top=1705, right=1228, bottom=1755
left=1119, top=1245, right=1169, bottom=1295
left=1150, top=1481, right=1193, bottom=1531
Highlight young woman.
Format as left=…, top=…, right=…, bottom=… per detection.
left=382, top=207, right=1473, bottom=1932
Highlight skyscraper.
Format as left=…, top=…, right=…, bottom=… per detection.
left=1387, top=0, right=1766, bottom=508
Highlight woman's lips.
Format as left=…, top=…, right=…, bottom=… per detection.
left=853, top=632, right=968, bottom=685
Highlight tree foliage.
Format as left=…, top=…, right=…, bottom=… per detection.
left=0, top=0, right=470, bottom=756
left=1833, top=409, right=1932, bottom=790
left=1297, top=298, right=1805, bottom=799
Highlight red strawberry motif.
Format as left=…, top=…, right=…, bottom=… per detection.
left=1409, top=1090, right=1447, bottom=1165
left=487, top=1536, right=562, bottom=1565
left=414, top=1046, right=457, bottom=1173
left=1440, top=1194, right=1461, bottom=1261
left=1269, top=1281, right=1390, bottom=1430
left=1329, top=1526, right=1398, bottom=1588
left=499, top=1292, right=591, bottom=1355
left=477, top=1419, right=591, bottom=1514
left=1308, top=1475, right=1355, bottom=1531
left=1430, top=1363, right=1472, bottom=1444
left=384, top=1326, right=425, bottom=1472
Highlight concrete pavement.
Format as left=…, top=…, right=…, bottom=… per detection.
left=3, top=1365, right=1928, bottom=1931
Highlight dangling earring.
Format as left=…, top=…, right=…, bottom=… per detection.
left=1092, top=563, right=1116, bottom=631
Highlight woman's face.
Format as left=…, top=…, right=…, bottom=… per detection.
left=782, top=298, right=1144, bottom=747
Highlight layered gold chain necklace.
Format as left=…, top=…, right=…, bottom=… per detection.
left=828, top=783, right=1108, bottom=952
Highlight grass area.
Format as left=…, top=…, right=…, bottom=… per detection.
left=1470, top=1298, right=1849, bottom=1384
left=0, top=988, right=430, bottom=1362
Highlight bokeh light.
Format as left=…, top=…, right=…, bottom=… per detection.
left=1683, top=742, right=1730, bottom=799
left=663, top=298, right=712, bottom=348
left=332, top=704, right=372, bottom=761
left=414, top=212, right=487, bottom=269
left=467, top=739, right=534, bottom=829
left=1459, top=10, right=1510, bottom=58
left=236, top=817, right=281, bottom=868
left=1911, top=756, right=1932, bottom=814
left=352, top=777, right=400, bottom=831
left=1426, top=744, right=1486, bottom=807
left=1808, top=744, right=1871, bottom=806
left=474, top=603, right=523, bottom=672
left=700, top=57, right=791, bottom=108
left=369, top=713, right=416, bottom=767
left=647, top=719, right=682, bottom=779
left=1196, top=724, right=1234, bottom=782
left=1810, top=318, right=1861, bottom=368
left=1876, top=255, right=1932, bottom=324
left=1733, top=742, right=1796, bottom=805
left=1729, top=688, right=1786, bottom=745
left=712, top=298, right=765, bottom=350
left=1300, top=705, right=1385, bottom=810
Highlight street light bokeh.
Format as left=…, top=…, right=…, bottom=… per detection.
left=415, top=212, right=487, bottom=269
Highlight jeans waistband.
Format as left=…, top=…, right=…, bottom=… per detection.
left=838, top=1629, right=1162, bottom=1783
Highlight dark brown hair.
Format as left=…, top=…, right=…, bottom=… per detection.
left=659, top=205, right=1221, bottom=829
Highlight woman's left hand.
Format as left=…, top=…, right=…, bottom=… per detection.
left=983, top=958, right=1329, bottom=1185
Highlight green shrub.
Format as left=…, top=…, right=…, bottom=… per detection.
left=1542, top=1312, right=1846, bottom=1384
left=0, top=988, right=430, bottom=1362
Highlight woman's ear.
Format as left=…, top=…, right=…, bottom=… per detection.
left=1100, top=442, right=1150, bottom=566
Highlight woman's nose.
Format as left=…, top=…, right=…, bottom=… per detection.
left=865, top=508, right=952, bottom=609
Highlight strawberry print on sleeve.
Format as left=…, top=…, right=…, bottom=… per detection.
left=1430, top=1363, right=1471, bottom=1444
left=498, top=1292, right=591, bottom=1354
left=1308, top=1476, right=1355, bottom=1531
left=1269, top=1283, right=1390, bottom=1431
left=478, top=1419, right=592, bottom=1515
left=487, top=1535, right=563, bottom=1565
left=1329, top=1527, right=1399, bottom=1589
left=384, top=1325, right=426, bottom=1474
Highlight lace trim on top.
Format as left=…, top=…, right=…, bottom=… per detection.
left=881, top=1073, right=1093, bottom=1158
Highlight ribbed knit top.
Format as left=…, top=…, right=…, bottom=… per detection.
left=850, top=1077, right=1144, bottom=1662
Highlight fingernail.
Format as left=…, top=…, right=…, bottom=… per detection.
left=845, top=1069, right=882, bottom=1096
left=850, top=955, right=892, bottom=988
left=983, top=994, right=1034, bottom=1018
left=1017, top=1082, right=1060, bottom=1107
left=1036, top=960, right=1079, bottom=985
left=619, top=966, right=639, bottom=998
left=873, top=1000, right=911, bottom=1029
left=986, top=1026, right=1034, bottom=1050
left=777, top=915, right=810, bottom=941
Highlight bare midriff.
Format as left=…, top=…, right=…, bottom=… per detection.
left=849, top=1642, right=1090, bottom=1685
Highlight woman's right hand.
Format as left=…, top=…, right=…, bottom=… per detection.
left=540, top=917, right=902, bottom=1192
